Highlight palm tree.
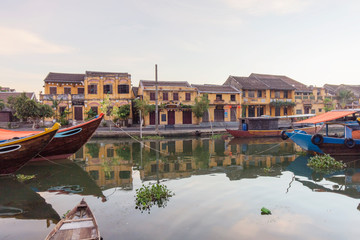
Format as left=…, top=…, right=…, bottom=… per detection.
left=337, top=89, right=354, bottom=108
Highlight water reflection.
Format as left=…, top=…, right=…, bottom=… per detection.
left=0, top=177, right=60, bottom=226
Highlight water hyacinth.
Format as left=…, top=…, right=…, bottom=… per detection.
left=307, top=154, right=346, bottom=173
left=135, top=183, right=174, bottom=213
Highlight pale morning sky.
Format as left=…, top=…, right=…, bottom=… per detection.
left=1, top=0, right=360, bottom=95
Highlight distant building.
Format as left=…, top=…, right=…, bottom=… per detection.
left=0, top=92, right=36, bottom=122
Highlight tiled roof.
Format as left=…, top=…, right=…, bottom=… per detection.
left=85, top=71, right=130, bottom=78
left=44, top=72, right=85, bottom=83
left=337, top=85, right=360, bottom=98
left=0, top=92, right=35, bottom=103
left=191, top=84, right=240, bottom=93
left=229, top=76, right=268, bottom=90
left=250, top=73, right=296, bottom=90
left=132, top=87, right=139, bottom=97
left=140, top=80, right=191, bottom=88
left=251, top=73, right=310, bottom=92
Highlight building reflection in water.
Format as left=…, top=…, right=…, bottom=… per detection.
left=73, top=137, right=298, bottom=186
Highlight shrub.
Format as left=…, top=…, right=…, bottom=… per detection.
left=307, top=154, right=346, bottom=173
left=135, top=183, right=174, bottom=213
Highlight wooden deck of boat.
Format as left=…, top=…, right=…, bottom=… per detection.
left=49, top=218, right=98, bottom=240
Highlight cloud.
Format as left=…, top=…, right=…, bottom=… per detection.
left=223, top=0, right=311, bottom=15
left=0, top=26, right=72, bottom=55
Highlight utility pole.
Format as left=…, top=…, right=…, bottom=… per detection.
left=155, top=64, right=159, bottom=134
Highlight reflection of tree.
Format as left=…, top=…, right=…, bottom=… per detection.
left=193, top=144, right=210, bottom=169
left=86, top=143, right=100, bottom=158
left=115, top=145, right=131, bottom=160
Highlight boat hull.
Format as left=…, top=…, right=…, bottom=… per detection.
left=286, top=130, right=360, bottom=156
left=33, top=114, right=104, bottom=161
left=0, top=124, right=59, bottom=175
left=226, top=126, right=316, bottom=138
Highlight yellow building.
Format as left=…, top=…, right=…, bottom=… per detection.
left=40, top=71, right=133, bottom=123
left=191, top=84, right=241, bottom=123
left=137, top=80, right=198, bottom=126
left=224, top=74, right=296, bottom=117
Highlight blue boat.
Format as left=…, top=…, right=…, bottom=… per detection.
left=283, top=110, right=360, bottom=156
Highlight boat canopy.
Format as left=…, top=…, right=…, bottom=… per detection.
left=296, top=110, right=357, bottom=124
left=0, top=129, right=40, bottom=141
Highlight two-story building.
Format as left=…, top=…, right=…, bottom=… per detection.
left=191, top=84, right=241, bottom=123
left=224, top=74, right=296, bottom=117
left=137, top=80, right=197, bottom=126
left=41, top=71, right=133, bottom=123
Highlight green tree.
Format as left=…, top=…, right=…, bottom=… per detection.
left=337, top=89, right=354, bottom=108
left=134, top=99, right=154, bottom=126
left=0, top=99, right=5, bottom=111
left=192, top=94, right=210, bottom=122
left=38, top=103, right=54, bottom=125
left=85, top=108, right=97, bottom=120
left=323, top=98, right=334, bottom=112
left=112, top=104, right=131, bottom=125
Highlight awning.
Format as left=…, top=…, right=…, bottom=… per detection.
left=296, top=110, right=357, bottom=124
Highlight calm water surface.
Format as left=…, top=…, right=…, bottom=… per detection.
left=0, top=136, right=360, bottom=240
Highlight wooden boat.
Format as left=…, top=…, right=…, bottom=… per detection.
left=45, top=199, right=100, bottom=240
left=226, top=114, right=316, bottom=138
left=285, top=110, right=360, bottom=155
left=0, top=114, right=104, bottom=161
left=0, top=123, right=60, bottom=175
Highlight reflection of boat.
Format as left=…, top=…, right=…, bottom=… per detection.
left=0, top=114, right=104, bottom=161
left=226, top=114, right=315, bottom=138
left=0, top=123, right=60, bottom=175
left=0, top=177, right=60, bottom=223
left=45, top=199, right=100, bottom=240
left=287, top=156, right=360, bottom=199
left=285, top=110, right=360, bottom=155
left=17, top=159, right=104, bottom=199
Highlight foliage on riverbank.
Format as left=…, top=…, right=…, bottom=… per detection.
left=16, top=174, right=35, bottom=182
left=135, top=183, right=174, bottom=213
left=307, top=154, right=346, bottom=172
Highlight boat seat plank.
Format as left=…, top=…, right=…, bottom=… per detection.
left=60, top=220, right=94, bottom=230
left=64, top=217, right=93, bottom=223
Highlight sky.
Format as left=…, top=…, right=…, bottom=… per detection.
left=1, top=0, right=360, bottom=95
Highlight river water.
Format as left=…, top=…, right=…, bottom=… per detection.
left=0, top=136, right=359, bottom=240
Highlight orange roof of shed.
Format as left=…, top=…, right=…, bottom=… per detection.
left=296, top=110, right=357, bottom=124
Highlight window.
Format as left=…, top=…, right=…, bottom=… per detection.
left=118, top=84, right=129, bottom=94
left=319, top=108, right=322, bottom=112
left=91, top=106, right=98, bottom=115
left=185, top=93, right=191, bottom=101
left=150, top=92, right=155, bottom=100
left=275, top=107, right=281, bottom=116
left=284, top=91, right=288, bottom=99
left=163, top=92, right=168, bottom=101
left=64, top=87, right=71, bottom=94
left=216, top=94, right=222, bottom=100
left=119, top=171, right=131, bottom=179
left=173, top=93, right=179, bottom=101
left=248, top=91, right=255, bottom=97
left=231, top=94, right=236, bottom=101
left=50, top=87, right=57, bottom=95
left=107, top=148, right=114, bottom=158
left=275, top=91, right=280, bottom=98
left=296, top=109, right=302, bottom=114
left=257, top=90, right=262, bottom=98
left=284, top=107, right=288, bottom=115
left=78, top=88, right=84, bottom=94
left=104, top=84, right=113, bottom=94
left=311, top=109, right=316, bottom=114
left=161, top=114, right=166, bottom=122
left=88, top=84, right=97, bottom=94
left=242, top=91, right=245, bottom=97
left=59, top=106, right=66, bottom=115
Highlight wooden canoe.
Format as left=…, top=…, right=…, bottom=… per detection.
left=0, top=123, right=60, bottom=175
left=0, top=114, right=104, bottom=161
left=45, top=199, right=100, bottom=240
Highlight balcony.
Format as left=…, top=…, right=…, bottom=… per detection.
left=72, top=94, right=85, bottom=105
left=40, top=94, right=69, bottom=101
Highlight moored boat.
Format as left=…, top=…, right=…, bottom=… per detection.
left=45, top=199, right=100, bottom=240
left=226, top=114, right=316, bottom=138
left=0, top=114, right=104, bottom=161
left=0, top=123, right=60, bottom=175
left=285, top=110, right=360, bottom=155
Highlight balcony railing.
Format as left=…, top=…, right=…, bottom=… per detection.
left=40, top=94, right=69, bottom=101
left=72, top=94, right=85, bottom=100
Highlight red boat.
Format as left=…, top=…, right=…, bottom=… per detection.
left=226, top=115, right=316, bottom=138
left=0, top=123, right=60, bottom=175
left=0, top=114, right=104, bottom=161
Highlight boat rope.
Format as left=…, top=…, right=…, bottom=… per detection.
left=286, top=173, right=296, bottom=194
left=110, top=121, right=170, bottom=156
left=37, top=154, right=72, bottom=168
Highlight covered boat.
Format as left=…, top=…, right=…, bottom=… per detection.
left=0, top=114, right=104, bottom=161
left=45, top=199, right=100, bottom=240
left=285, top=110, right=360, bottom=155
left=226, top=114, right=316, bottom=138
left=0, top=123, right=60, bottom=175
